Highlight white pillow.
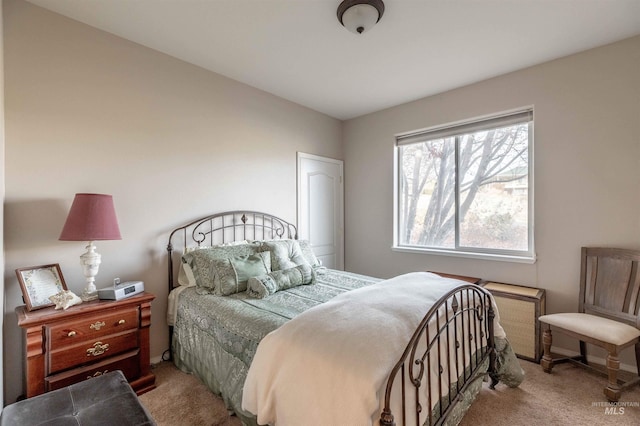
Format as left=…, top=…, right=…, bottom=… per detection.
left=183, top=240, right=249, bottom=254
left=167, top=286, right=190, bottom=326
left=177, top=262, right=197, bottom=287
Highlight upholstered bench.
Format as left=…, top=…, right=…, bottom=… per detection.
left=1, top=370, right=155, bottom=426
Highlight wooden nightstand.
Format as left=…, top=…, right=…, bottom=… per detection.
left=16, top=292, right=156, bottom=398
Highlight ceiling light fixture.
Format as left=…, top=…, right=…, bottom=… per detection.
left=337, top=0, right=385, bottom=35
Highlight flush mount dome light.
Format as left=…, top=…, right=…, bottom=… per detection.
left=337, top=0, right=385, bottom=35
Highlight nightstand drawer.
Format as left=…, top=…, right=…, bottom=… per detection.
left=48, top=330, right=138, bottom=374
left=47, top=307, right=139, bottom=350
left=45, top=350, right=140, bottom=392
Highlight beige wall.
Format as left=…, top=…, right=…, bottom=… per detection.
left=343, top=35, right=640, bottom=364
left=2, top=0, right=342, bottom=403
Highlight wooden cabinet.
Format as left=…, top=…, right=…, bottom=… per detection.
left=429, top=271, right=482, bottom=284
left=16, top=292, right=156, bottom=398
left=481, top=282, right=546, bottom=362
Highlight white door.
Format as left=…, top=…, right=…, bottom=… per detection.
left=297, top=153, right=344, bottom=270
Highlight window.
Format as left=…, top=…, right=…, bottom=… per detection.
left=393, top=109, right=534, bottom=262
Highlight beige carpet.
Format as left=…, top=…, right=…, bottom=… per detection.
left=139, top=360, right=640, bottom=425
left=138, top=362, right=242, bottom=426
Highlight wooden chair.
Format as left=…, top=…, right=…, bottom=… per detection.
left=539, top=247, right=640, bottom=402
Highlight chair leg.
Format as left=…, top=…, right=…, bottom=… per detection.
left=604, top=353, right=622, bottom=402
left=635, top=342, right=640, bottom=376
left=541, top=327, right=554, bottom=373
left=579, top=340, right=588, bottom=365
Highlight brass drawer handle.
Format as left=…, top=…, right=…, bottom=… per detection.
left=86, top=341, right=109, bottom=357
left=90, top=321, right=106, bottom=331
left=67, top=331, right=77, bottom=337
left=118, top=319, right=126, bottom=325
left=87, top=370, right=109, bottom=379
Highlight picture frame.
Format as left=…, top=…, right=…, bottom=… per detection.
left=16, top=264, right=68, bottom=311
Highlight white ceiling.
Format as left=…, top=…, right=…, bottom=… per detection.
left=26, top=0, right=640, bottom=120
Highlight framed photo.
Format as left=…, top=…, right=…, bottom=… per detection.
left=16, top=264, right=68, bottom=311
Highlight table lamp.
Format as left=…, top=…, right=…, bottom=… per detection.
left=59, top=193, right=122, bottom=301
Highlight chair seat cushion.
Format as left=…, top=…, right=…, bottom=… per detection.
left=539, top=313, right=640, bottom=346
left=0, top=370, right=155, bottom=426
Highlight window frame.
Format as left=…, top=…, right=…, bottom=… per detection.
left=392, top=108, right=535, bottom=263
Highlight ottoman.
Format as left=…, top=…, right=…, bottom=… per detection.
left=1, top=370, right=155, bottom=426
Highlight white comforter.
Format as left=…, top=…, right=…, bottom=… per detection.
left=242, top=272, right=505, bottom=426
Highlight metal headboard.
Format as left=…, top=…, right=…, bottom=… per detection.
left=166, top=210, right=297, bottom=292
left=164, top=210, right=296, bottom=361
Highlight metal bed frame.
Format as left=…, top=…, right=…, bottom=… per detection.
left=167, top=211, right=297, bottom=292
left=379, top=284, right=498, bottom=426
left=166, top=210, right=497, bottom=426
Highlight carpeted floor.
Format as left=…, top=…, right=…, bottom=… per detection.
left=139, top=359, right=640, bottom=425
left=138, top=362, right=242, bottom=426
left=461, top=360, right=640, bottom=426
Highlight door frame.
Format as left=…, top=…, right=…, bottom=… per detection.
left=296, top=152, right=344, bottom=270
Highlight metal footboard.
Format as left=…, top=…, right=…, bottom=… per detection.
left=380, top=284, right=497, bottom=426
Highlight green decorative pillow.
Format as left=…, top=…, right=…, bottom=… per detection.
left=246, top=264, right=315, bottom=299
left=211, top=251, right=271, bottom=296
left=298, top=240, right=322, bottom=268
left=260, top=239, right=310, bottom=271
left=182, top=243, right=261, bottom=294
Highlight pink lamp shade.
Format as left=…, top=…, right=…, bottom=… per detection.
left=59, top=193, right=122, bottom=241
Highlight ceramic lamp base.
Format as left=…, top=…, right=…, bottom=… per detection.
left=80, top=242, right=101, bottom=302
left=81, top=289, right=99, bottom=302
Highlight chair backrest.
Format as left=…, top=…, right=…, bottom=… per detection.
left=580, top=247, right=640, bottom=328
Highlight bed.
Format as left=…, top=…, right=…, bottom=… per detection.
left=166, top=211, right=522, bottom=426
